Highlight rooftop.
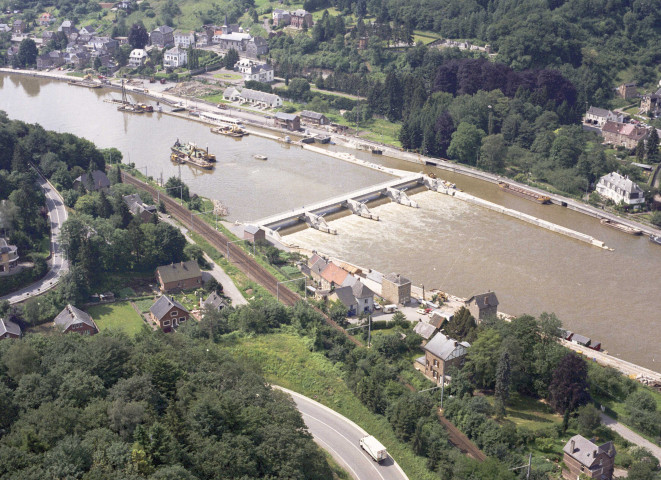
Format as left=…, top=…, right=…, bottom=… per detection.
left=156, top=260, right=202, bottom=285
left=54, top=304, right=97, bottom=331
left=598, top=172, right=644, bottom=194
left=0, top=318, right=21, bottom=337
left=423, top=332, right=470, bottom=360
left=563, top=435, right=615, bottom=468
left=150, top=295, right=188, bottom=320
left=465, top=291, right=499, bottom=309
left=384, top=272, right=410, bottom=285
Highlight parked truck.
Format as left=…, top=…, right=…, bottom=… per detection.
left=360, top=435, right=388, bottom=463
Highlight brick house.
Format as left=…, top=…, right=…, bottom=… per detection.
left=0, top=318, right=21, bottom=339
left=274, top=112, right=300, bottom=131
left=381, top=273, right=411, bottom=305
left=290, top=9, right=314, bottom=29
left=243, top=224, right=265, bottom=242
left=272, top=9, right=291, bottom=27
left=246, top=36, right=269, bottom=57
left=601, top=121, right=649, bottom=149
left=562, top=435, right=615, bottom=480
left=640, top=88, right=661, bottom=117
left=464, top=291, right=499, bottom=323
left=319, top=262, right=354, bottom=290
left=149, top=295, right=190, bottom=332
left=617, top=82, right=638, bottom=100
left=416, top=332, right=470, bottom=384
left=300, top=110, right=329, bottom=126
left=156, top=260, right=202, bottom=292
left=12, top=19, right=25, bottom=34
left=54, top=304, right=99, bottom=335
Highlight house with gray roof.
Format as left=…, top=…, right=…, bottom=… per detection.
left=156, top=260, right=202, bottom=292
left=54, top=304, right=98, bottom=335
left=0, top=318, right=21, bottom=339
left=243, top=224, right=265, bottom=242
left=123, top=193, right=156, bottom=222
left=570, top=333, right=591, bottom=347
left=300, top=110, right=329, bottom=125
left=417, top=332, right=470, bottom=384
left=562, top=435, right=615, bottom=480
left=464, top=291, right=498, bottom=323
left=596, top=172, right=645, bottom=205
left=0, top=237, right=19, bottom=274
left=73, top=170, right=110, bottom=192
left=328, top=279, right=374, bottom=316
left=240, top=88, right=283, bottom=108
left=223, top=86, right=241, bottom=101
left=203, top=291, right=226, bottom=312
left=274, top=112, right=300, bottom=131
left=150, top=25, right=174, bottom=48
left=150, top=295, right=189, bottom=332
left=584, top=106, right=623, bottom=128
left=413, top=321, right=437, bottom=341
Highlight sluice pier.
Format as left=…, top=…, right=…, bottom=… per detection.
left=254, top=174, right=427, bottom=233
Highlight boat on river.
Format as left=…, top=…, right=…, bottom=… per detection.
left=498, top=182, right=551, bottom=204
left=649, top=235, right=661, bottom=245
left=253, top=154, right=267, bottom=160
left=117, top=80, right=147, bottom=113
left=211, top=125, right=247, bottom=137
left=170, top=139, right=215, bottom=170
left=68, top=79, right=102, bottom=89
left=600, top=218, right=642, bottom=235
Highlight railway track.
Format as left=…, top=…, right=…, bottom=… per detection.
left=121, top=172, right=360, bottom=345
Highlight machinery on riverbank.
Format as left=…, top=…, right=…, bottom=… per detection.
left=170, top=139, right=215, bottom=170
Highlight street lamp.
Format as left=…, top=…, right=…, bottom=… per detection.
left=276, top=276, right=306, bottom=302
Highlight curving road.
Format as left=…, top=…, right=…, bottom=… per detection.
left=274, top=386, right=409, bottom=480
left=1, top=173, right=69, bottom=303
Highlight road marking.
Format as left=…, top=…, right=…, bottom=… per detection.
left=301, top=412, right=388, bottom=480
left=310, top=433, right=362, bottom=480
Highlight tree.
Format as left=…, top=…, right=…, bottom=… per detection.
left=576, top=404, right=601, bottom=437
left=447, top=122, right=485, bottom=165
left=494, top=351, right=511, bottom=414
left=647, top=127, right=659, bottom=159
left=223, top=48, right=239, bottom=69
left=288, top=78, right=311, bottom=101
left=548, top=353, right=591, bottom=413
left=464, top=329, right=502, bottom=389
left=636, top=138, right=646, bottom=160
left=384, top=72, right=403, bottom=121
left=18, top=38, right=38, bottom=67
left=444, top=307, right=477, bottom=342
left=479, top=134, right=508, bottom=172
left=128, top=22, right=149, bottom=49
left=164, top=177, right=189, bottom=202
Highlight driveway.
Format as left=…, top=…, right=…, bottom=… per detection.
left=274, top=386, right=409, bottom=480
left=600, top=412, right=661, bottom=462
left=1, top=174, right=69, bottom=303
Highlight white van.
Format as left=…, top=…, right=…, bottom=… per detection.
left=383, top=304, right=398, bottom=313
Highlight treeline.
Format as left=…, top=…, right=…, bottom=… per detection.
left=0, top=331, right=334, bottom=479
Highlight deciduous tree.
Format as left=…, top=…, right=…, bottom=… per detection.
left=548, top=352, right=590, bottom=413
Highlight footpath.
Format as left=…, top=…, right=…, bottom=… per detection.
left=600, top=413, right=661, bottom=462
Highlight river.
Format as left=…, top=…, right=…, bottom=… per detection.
left=2, top=74, right=659, bottom=369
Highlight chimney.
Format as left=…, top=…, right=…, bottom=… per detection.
left=570, top=440, right=575, bottom=453
left=454, top=341, right=458, bottom=347
left=593, top=450, right=597, bottom=458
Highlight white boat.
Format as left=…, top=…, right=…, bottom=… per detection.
left=253, top=154, right=267, bottom=160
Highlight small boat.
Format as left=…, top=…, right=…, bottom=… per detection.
left=370, top=148, right=383, bottom=155
left=118, top=104, right=144, bottom=113
left=170, top=139, right=215, bottom=169
left=211, top=125, right=247, bottom=137
left=253, top=154, right=267, bottom=160
left=498, top=182, right=551, bottom=204
left=136, top=103, right=153, bottom=113
left=649, top=235, right=661, bottom=245
left=600, top=218, right=642, bottom=235
left=170, top=102, right=186, bottom=112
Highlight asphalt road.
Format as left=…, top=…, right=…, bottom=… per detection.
left=1, top=174, right=69, bottom=303
left=600, top=412, right=661, bottom=462
left=275, top=386, right=409, bottom=480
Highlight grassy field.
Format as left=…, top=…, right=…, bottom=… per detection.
left=213, top=73, right=243, bottom=81
left=87, top=301, right=147, bottom=336
left=223, top=331, right=438, bottom=480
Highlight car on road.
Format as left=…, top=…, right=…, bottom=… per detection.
left=416, top=308, right=427, bottom=315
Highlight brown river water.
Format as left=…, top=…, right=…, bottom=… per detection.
left=2, top=74, right=659, bottom=369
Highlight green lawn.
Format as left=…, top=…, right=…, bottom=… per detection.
left=87, top=301, right=147, bottom=336
left=502, top=394, right=562, bottom=431
left=223, top=331, right=438, bottom=480
left=213, top=72, right=243, bottom=81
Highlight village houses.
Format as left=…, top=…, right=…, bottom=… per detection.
left=150, top=295, right=190, bottom=332
left=203, top=291, right=227, bottom=312
left=562, top=435, right=615, bottom=480
left=601, top=121, right=649, bottom=149
left=128, top=48, right=148, bottom=67
left=416, top=332, right=470, bottom=384
left=0, top=317, right=21, bottom=340
left=156, top=260, right=202, bottom=292
left=274, top=112, right=301, bottom=131
left=464, top=291, right=499, bottom=322
left=300, top=110, right=330, bottom=126
left=150, top=25, right=174, bottom=48
left=273, top=9, right=313, bottom=29
left=236, top=59, right=274, bottom=83
left=0, top=237, right=19, bottom=274
left=122, top=193, right=157, bottom=222
left=54, top=304, right=99, bottom=335
left=173, top=30, right=195, bottom=48
left=583, top=106, right=624, bottom=128
left=381, top=273, right=412, bottom=305
left=328, top=280, right=375, bottom=316
left=73, top=170, right=110, bottom=192
left=224, top=87, right=283, bottom=108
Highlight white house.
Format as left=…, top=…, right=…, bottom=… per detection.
left=584, top=106, right=624, bottom=128
left=163, top=46, right=187, bottom=68
left=596, top=172, right=645, bottom=205
left=236, top=59, right=274, bottom=82
left=128, top=48, right=147, bottom=67
left=173, top=30, right=195, bottom=48
left=238, top=88, right=282, bottom=108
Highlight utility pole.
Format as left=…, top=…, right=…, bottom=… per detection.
left=509, top=453, right=532, bottom=479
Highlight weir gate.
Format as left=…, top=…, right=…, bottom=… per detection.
left=253, top=174, right=455, bottom=234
